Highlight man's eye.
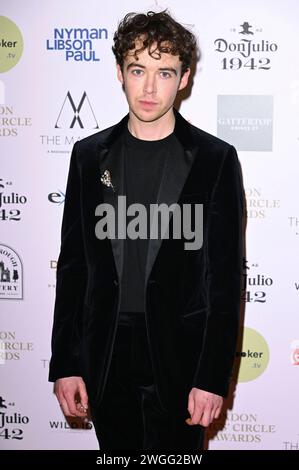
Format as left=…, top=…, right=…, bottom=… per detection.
left=132, top=69, right=143, bottom=76
left=160, top=72, right=171, bottom=78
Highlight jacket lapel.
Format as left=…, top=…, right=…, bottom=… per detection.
left=98, top=117, right=128, bottom=283
left=97, top=109, right=198, bottom=286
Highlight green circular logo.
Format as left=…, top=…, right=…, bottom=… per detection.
left=236, top=327, right=270, bottom=382
left=0, top=16, right=23, bottom=73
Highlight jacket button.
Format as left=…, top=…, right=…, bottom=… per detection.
left=113, top=279, right=118, bottom=286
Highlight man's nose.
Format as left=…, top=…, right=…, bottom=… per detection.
left=143, top=73, right=157, bottom=94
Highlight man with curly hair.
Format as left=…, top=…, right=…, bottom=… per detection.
left=49, top=10, right=244, bottom=451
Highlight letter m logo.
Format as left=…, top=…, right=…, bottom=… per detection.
left=55, top=91, right=99, bottom=129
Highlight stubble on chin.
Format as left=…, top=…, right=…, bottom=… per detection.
left=129, top=104, right=172, bottom=124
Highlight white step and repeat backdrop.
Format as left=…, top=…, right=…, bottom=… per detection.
left=1, top=0, right=298, bottom=450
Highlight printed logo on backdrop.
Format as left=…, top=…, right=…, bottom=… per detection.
left=0, top=395, right=29, bottom=441
left=0, top=331, right=33, bottom=364
left=242, top=259, right=274, bottom=304
left=48, top=260, right=57, bottom=290
left=217, top=95, right=273, bottom=151
left=207, top=410, right=276, bottom=445
left=0, top=178, right=27, bottom=221
left=0, top=244, right=23, bottom=299
left=283, top=438, right=299, bottom=450
left=0, top=81, right=32, bottom=137
left=48, top=190, right=65, bottom=205
left=245, top=187, right=280, bottom=219
left=48, top=416, right=93, bottom=432
left=41, top=358, right=49, bottom=369
left=214, top=21, right=278, bottom=71
left=288, top=215, right=299, bottom=236
left=40, top=91, right=99, bottom=154
left=0, top=16, right=23, bottom=73
left=235, top=327, right=270, bottom=382
left=282, top=438, right=299, bottom=450
left=290, top=340, right=299, bottom=365
left=55, top=91, right=98, bottom=129
left=46, top=26, right=108, bottom=61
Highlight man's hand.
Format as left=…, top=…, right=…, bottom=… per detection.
left=54, top=376, right=89, bottom=418
left=186, top=387, right=223, bottom=427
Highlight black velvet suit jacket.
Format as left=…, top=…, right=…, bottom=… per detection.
left=48, top=108, right=244, bottom=414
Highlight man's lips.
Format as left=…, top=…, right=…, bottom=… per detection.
left=139, top=100, right=158, bottom=106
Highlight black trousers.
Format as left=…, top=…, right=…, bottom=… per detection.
left=90, top=311, right=205, bottom=451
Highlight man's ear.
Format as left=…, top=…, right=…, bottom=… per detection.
left=116, top=63, right=124, bottom=85
left=178, top=68, right=191, bottom=91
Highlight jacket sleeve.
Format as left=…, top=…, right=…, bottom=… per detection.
left=48, top=142, right=87, bottom=382
left=191, top=144, right=244, bottom=397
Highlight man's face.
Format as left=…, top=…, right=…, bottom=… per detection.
left=116, top=41, right=190, bottom=123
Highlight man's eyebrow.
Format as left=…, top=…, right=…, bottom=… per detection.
left=126, top=62, right=178, bottom=75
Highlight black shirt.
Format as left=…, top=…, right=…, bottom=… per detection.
left=119, top=125, right=177, bottom=312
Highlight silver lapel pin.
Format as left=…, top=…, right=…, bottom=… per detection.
left=100, top=169, right=116, bottom=193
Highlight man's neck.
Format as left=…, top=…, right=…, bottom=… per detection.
left=128, top=108, right=175, bottom=141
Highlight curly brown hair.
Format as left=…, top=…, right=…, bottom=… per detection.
left=112, top=10, right=198, bottom=76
